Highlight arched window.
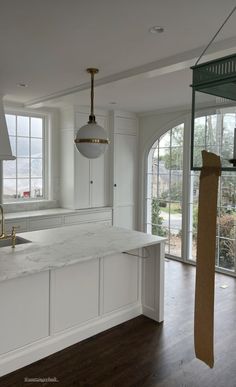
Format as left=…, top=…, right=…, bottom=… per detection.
left=146, top=124, right=184, bottom=258
left=146, top=111, right=236, bottom=275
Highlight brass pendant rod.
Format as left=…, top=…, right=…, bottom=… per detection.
left=87, top=68, right=99, bottom=123
left=91, top=71, right=94, bottom=117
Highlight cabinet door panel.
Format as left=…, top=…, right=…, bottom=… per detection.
left=114, top=134, right=136, bottom=206
left=74, top=150, right=90, bottom=209
left=0, top=272, right=49, bottom=355
left=91, top=154, right=106, bottom=207
left=103, top=253, right=139, bottom=313
left=52, top=260, right=99, bottom=333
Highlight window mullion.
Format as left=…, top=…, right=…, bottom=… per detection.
left=15, top=116, right=18, bottom=199
left=29, top=117, right=32, bottom=198
left=182, top=115, right=192, bottom=263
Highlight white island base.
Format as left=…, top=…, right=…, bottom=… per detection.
left=0, top=225, right=165, bottom=377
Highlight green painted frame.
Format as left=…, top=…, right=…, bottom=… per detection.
left=190, top=53, right=236, bottom=171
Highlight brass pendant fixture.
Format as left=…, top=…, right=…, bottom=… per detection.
left=74, top=68, right=110, bottom=159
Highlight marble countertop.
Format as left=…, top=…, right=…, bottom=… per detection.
left=0, top=224, right=165, bottom=283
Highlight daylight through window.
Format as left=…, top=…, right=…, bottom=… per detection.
left=146, top=111, right=236, bottom=275
left=3, top=114, right=45, bottom=202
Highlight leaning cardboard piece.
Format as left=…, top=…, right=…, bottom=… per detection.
left=194, top=150, right=221, bottom=368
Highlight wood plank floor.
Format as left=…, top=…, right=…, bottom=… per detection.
left=1, top=260, right=236, bottom=387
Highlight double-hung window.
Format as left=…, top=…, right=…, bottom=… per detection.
left=3, top=114, right=45, bottom=202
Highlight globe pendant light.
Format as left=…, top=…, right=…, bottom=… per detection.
left=74, top=68, right=109, bottom=159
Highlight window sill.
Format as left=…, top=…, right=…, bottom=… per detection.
left=3, top=200, right=59, bottom=214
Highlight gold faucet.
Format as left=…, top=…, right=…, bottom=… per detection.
left=0, top=205, right=17, bottom=248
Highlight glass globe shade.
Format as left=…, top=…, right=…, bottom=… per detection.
left=75, top=122, right=109, bottom=159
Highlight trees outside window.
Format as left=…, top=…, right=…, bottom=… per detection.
left=147, top=124, right=184, bottom=258
left=146, top=110, right=236, bottom=274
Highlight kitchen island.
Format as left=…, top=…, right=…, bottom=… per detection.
left=0, top=223, right=165, bottom=376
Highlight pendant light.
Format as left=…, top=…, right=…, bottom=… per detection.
left=74, top=68, right=109, bottom=159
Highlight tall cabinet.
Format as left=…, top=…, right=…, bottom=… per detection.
left=60, top=107, right=138, bottom=230
left=60, top=106, right=110, bottom=209
left=110, top=111, right=138, bottom=229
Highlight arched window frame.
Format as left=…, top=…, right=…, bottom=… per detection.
left=144, top=108, right=236, bottom=277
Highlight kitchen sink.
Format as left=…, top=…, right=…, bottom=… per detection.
left=0, top=236, right=31, bottom=248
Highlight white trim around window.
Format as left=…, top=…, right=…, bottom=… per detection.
left=2, top=108, right=52, bottom=208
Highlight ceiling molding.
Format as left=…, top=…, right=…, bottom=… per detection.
left=25, top=37, right=236, bottom=108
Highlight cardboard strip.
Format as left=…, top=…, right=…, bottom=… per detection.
left=194, top=150, right=221, bottom=368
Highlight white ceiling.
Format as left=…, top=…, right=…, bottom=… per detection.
left=1, top=0, right=236, bottom=112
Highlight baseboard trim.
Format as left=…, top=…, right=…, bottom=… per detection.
left=0, top=303, right=142, bottom=377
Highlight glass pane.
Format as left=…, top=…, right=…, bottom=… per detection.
left=31, top=158, right=43, bottom=178
left=220, top=173, right=236, bottom=208
left=159, top=132, right=170, bottom=147
left=17, top=116, right=29, bottom=136
left=159, top=148, right=170, bottom=171
left=17, top=137, right=29, bottom=157
left=159, top=202, right=169, bottom=230
left=193, top=146, right=203, bottom=167
left=151, top=199, right=168, bottom=237
left=5, top=114, right=16, bottom=136
left=218, top=238, right=235, bottom=270
left=170, top=175, right=182, bottom=201
left=165, top=240, right=170, bottom=254
left=9, top=136, right=16, bottom=155
left=31, top=117, right=43, bottom=138
left=194, top=116, right=206, bottom=147
left=189, top=232, right=197, bottom=261
left=31, top=179, right=43, bottom=198
left=3, top=179, right=16, bottom=200
left=152, top=174, right=157, bottom=198
left=152, top=153, right=158, bottom=175
left=169, top=228, right=182, bottom=257
left=206, top=114, right=217, bottom=146
left=170, top=148, right=183, bottom=170
left=17, top=179, right=30, bottom=199
left=3, top=160, right=16, bottom=178
left=158, top=174, right=170, bottom=200
left=222, top=114, right=235, bottom=165
left=171, top=125, right=183, bottom=146
left=31, top=138, right=42, bottom=157
left=218, top=211, right=236, bottom=238
left=191, top=172, right=200, bottom=203
left=17, top=158, right=30, bottom=178
left=170, top=204, right=182, bottom=230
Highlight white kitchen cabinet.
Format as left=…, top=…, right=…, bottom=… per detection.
left=51, top=260, right=99, bottom=333
left=60, top=107, right=110, bottom=209
left=103, top=252, right=139, bottom=313
left=5, top=207, right=112, bottom=233
left=0, top=225, right=165, bottom=377
left=0, top=271, right=49, bottom=355
left=111, top=111, right=138, bottom=229
left=74, top=112, right=108, bottom=209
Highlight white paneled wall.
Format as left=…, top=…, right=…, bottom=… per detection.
left=111, top=111, right=138, bottom=229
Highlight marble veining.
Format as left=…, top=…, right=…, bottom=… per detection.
left=0, top=224, right=165, bottom=283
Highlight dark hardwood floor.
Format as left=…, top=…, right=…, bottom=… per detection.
left=1, top=260, right=236, bottom=387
